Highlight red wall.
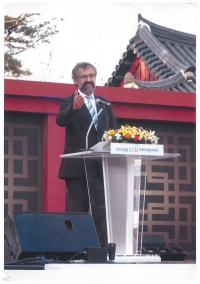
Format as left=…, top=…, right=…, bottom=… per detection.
left=4, top=79, right=196, bottom=212
left=119, top=57, right=158, bottom=87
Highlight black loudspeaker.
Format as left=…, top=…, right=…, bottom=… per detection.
left=85, top=247, right=107, bottom=263
left=4, top=211, right=100, bottom=263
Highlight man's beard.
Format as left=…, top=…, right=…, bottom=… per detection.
left=79, top=81, right=95, bottom=95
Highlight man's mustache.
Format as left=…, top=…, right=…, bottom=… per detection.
left=83, top=81, right=95, bottom=88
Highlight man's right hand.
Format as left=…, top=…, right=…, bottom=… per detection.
left=72, top=90, right=85, bottom=110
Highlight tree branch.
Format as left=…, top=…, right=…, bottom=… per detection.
left=4, top=13, right=37, bottom=44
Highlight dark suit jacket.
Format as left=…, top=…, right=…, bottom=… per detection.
left=56, top=93, right=118, bottom=179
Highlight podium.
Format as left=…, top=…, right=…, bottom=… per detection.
left=61, top=142, right=180, bottom=263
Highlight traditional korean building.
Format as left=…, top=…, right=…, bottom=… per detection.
left=105, top=14, right=196, bottom=260
left=4, top=14, right=196, bottom=260
left=105, top=14, right=196, bottom=92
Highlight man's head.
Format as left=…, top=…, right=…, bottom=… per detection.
left=72, top=62, right=97, bottom=95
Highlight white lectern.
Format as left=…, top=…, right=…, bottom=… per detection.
left=61, top=142, right=180, bottom=263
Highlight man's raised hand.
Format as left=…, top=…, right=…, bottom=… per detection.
left=72, top=90, right=85, bottom=110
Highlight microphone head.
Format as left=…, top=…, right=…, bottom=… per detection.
left=95, top=99, right=111, bottom=107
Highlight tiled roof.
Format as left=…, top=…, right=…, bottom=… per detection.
left=105, top=14, right=196, bottom=93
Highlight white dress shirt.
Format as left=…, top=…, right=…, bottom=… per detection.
left=78, top=90, right=97, bottom=114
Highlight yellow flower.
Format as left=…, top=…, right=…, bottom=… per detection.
left=121, top=126, right=126, bottom=135
left=108, top=129, right=115, bottom=136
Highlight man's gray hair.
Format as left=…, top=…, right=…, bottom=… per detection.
left=72, top=62, right=97, bottom=79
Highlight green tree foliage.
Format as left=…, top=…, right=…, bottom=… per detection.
left=4, top=52, right=32, bottom=76
left=4, top=13, right=64, bottom=77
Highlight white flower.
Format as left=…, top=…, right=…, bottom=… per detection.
left=108, top=135, right=113, bottom=142
left=102, top=133, right=107, bottom=140
left=115, top=133, right=122, bottom=141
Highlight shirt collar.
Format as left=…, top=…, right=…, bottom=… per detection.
left=78, top=89, right=95, bottom=100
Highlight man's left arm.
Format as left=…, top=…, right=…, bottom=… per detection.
left=109, top=105, right=118, bottom=130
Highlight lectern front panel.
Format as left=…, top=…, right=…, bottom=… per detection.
left=102, top=155, right=141, bottom=255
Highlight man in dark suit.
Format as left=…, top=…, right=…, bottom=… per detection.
left=56, top=62, right=118, bottom=246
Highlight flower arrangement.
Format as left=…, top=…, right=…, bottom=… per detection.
left=102, top=125, right=159, bottom=144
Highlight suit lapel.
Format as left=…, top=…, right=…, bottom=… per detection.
left=81, top=101, right=93, bottom=124
left=95, top=95, right=105, bottom=135
left=95, top=94, right=101, bottom=113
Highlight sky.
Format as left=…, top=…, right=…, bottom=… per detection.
left=3, top=0, right=198, bottom=86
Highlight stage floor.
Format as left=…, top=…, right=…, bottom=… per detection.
left=3, top=261, right=197, bottom=282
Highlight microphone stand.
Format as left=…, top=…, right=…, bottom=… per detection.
left=85, top=107, right=104, bottom=149
left=85, top=107, right=104, bottom=215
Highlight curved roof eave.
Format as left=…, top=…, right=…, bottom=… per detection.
left=105, top=14, right=196, bottom=93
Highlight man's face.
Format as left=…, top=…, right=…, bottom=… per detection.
left=73, top=66, right=96, bottom=95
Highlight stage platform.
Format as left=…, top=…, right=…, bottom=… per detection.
left=3, top=261, right=197, bottom=282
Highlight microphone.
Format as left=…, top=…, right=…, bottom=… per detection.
left=96, top=99, right=111, bottom=107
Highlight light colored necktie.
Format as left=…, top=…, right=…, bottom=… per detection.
left=86, top=96, right=98, bottom=130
